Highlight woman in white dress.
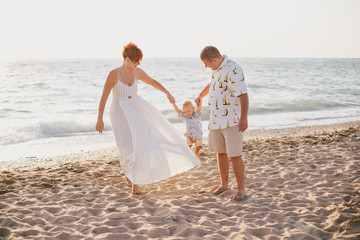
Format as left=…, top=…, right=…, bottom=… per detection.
left=96, top=43, right=200, bottom=193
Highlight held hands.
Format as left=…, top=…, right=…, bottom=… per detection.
left=195, top=98, right=202, bottom=107
left=167, top=93, right=175, bottom=104
left=96, top=120, right=104, bottom=133
left=195, top=96, right=202, bottom=106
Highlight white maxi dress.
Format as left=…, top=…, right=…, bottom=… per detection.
left=110, top=74, right=200, bottom=185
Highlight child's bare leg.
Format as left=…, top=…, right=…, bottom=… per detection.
left=195, top=146, right=201, bottom=158
left=185, top=135, right=193, bottom=149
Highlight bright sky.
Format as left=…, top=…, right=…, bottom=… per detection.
left=0, top=0, right=359, bottom=59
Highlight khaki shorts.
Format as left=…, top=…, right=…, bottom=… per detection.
left=208, top=126, right=243, bottom=157
left=184, top=133, right=202, bottom=147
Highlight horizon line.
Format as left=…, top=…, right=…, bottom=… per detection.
left=1, top=56, right=360, bottom=62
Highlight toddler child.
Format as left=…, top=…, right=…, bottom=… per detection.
left=172, top=100, right=202, bottom=158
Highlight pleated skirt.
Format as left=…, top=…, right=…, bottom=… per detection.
left=110, top=95, right=200, bottom=185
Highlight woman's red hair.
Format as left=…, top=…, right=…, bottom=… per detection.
left=122, top=42, right=143, bottom=63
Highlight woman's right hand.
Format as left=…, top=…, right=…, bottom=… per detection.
left=167, top=93, right=175, bottom=104
left=96, top=120, right=104, bottom=133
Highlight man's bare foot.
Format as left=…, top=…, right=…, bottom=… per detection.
left=232, top=190, right=246, bottom=201
left=213, top=185, right=228, bottom=195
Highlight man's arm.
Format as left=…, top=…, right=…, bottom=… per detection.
left=196, top=101, right=202, bottom=115
left=195, top=83, right=210, bottom=106
left=238, top=93, right=249, bottom=132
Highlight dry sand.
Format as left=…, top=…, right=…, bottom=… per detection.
left=0, top=122, right=359, bottom=239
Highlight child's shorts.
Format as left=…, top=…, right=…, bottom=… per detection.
left=184, top=133, right=202, bottom=147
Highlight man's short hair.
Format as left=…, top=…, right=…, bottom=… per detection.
left=200, top=46, right=222, bottom=61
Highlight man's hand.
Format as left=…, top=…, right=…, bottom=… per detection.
left=195, top=96, right=202, bottom=106
left=238, top=117, right=248, bottom=132
left=195, top=98, right=202, bottom=107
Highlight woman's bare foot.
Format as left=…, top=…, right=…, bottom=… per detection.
left=232, top=190, right=246, bottom=201
left=131, top=184, right=141, bottom=194
left=213, top=185, right=228, bottom=195
left=125, top=177, right=132, bottom=187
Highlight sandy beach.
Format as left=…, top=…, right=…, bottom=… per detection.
left=1, top=122, right=359, bottom=239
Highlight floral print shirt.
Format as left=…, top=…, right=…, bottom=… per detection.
left=208, top=56, right=248, bottom=130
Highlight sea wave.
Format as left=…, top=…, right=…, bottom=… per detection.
left=1, top=58, right=359, bottom=146
left=162, top=100, right=355, bottom=122
left=249, top=100, right=352, bottom=114
left=0, top=121, right=111, bottom=145
left=1, top=107, right=358, bottom=146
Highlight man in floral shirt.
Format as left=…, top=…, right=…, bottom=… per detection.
left=195, top=46, right=249, bottom=201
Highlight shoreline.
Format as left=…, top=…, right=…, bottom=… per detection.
left=243, top=120, right=360, bottom=140
left=0, top=121, right=359, bottom=239
left=0, top=120, right=359, bottom=171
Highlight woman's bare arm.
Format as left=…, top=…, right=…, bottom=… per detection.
left=96, top=70, right=117, bottom=133
left=136, top=68, right=175, bottom=103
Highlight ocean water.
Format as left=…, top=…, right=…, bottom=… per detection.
left=0, top=58, right=359, bottom=162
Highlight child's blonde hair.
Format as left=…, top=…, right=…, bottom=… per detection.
left=182, top=100, right=194, bottom=109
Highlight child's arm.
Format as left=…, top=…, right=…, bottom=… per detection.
left=172, top=102, right=181, bottom=115
left=196, top=100, right=202, bottom=115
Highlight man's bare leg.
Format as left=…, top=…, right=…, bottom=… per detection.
left=213, top=153, right=229, bottom=195
left=230, top=156, right=246, bottom=201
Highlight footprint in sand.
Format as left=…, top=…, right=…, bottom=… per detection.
left=0, top=228, right=11, bottom=238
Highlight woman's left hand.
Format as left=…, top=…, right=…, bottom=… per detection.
left=96, top=120, right=104, bottom=133
left=167, top=94, right=175, bottom=104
